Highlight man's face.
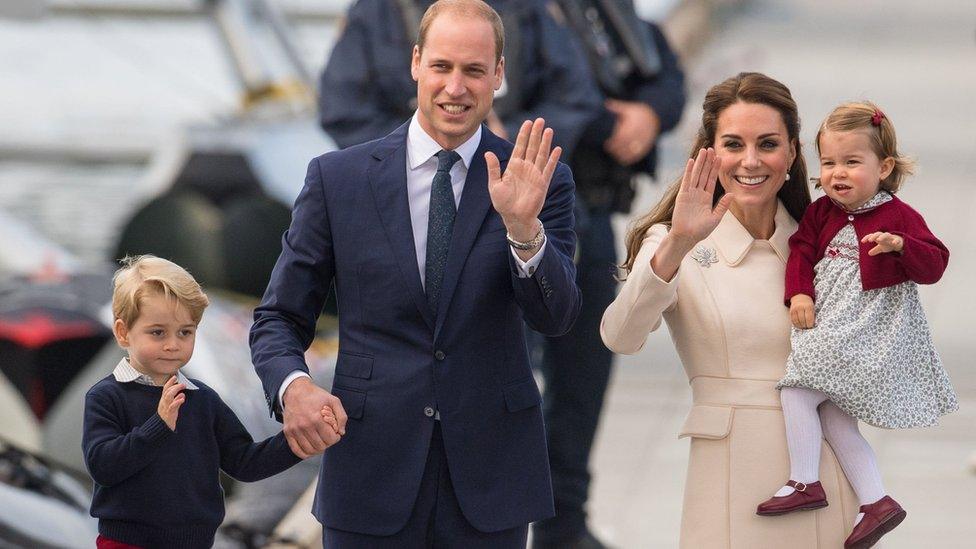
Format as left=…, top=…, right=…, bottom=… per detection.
left=411, top=12, right=503, bottom=150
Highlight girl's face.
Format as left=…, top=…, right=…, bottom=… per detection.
left=817, top=130, right=894, bottom=211
left=713, top=102, right=796, bottom=213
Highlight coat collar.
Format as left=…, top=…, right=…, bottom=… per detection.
left=709, top=201, right=795, bottom=266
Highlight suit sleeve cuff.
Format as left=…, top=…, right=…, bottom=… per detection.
left=278, top=371, right=312, bottom=411
left=511, top=239, right=547, bottom=278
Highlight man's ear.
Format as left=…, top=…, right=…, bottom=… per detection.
left=411, top=45, right=421, bottom=82
left=113, top=319, right=129, bottom=348
left=494, top=56, right=505, bottom=91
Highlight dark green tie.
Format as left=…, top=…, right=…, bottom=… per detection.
left=425, top=150, right=461, bottom=310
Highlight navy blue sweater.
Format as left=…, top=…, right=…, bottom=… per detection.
left=83, top=376, right=301, bottom=548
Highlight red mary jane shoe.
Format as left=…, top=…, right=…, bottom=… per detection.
left=844, top=495, right=906, bottom=549
left=756, top=480, right=829, bottom=516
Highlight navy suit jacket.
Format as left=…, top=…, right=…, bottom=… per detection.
left=249, top=122, right=580, bottom=535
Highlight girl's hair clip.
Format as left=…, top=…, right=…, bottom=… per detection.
left=871, top=109, right=885, bottom=126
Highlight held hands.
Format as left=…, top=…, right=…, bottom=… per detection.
left=282, top=377, right=348, bottom=459
left=861, top=232, right=903, bottom=256
left=670, top=148, right=734, bottom=248
left=158, top=376, right=185, bottom=431
left=486, top=118, right=562, bottom=242
left=604, top=99, right=660, bottom=166
left=790, top=294, right=816, bottom=329
left=320, top=405, right=340, bottom=434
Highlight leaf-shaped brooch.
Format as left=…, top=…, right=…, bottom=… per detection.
left=691, top=245, right=718, bottom=268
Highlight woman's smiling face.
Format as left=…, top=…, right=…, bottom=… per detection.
left=713, top=101, right=796, bottom=212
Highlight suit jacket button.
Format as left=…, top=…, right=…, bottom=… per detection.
left=434, top=350, right=446, bottom=361
left=424, top=406, right=436, bottom=417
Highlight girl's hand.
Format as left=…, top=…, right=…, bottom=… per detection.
left=158, top=376, right=185, bottom=431
left=789, top=294, right=816, bottom=329
left=861, top=232, right=903, bottom=255
left=670, top=148, right=734, bottom=246
left=320, top=405, right=340, bottom=434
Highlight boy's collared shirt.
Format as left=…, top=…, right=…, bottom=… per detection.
left=112, top=357, right=198, bottom=390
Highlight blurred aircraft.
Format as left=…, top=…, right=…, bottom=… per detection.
left=114, top=0, right=338, bottom=299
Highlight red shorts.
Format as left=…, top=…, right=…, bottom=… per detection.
left=96, top=535, right=144, bottom=549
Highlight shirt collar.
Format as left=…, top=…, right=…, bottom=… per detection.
left=710, top=200, right=795, bottom=266
left=829, top=190, right=893, bottom=214
left=407, top=111, right=481, bottom=171
left=112, top=357, right=198, bottom=390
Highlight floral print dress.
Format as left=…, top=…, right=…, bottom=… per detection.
left=778, top=192, right=958, bottom=428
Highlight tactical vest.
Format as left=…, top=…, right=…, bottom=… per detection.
left=555, top=0, right=661, bottom=98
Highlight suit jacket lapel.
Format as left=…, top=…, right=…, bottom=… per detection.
left=367, top=122, right=435, bottom=330
left=434, top=129, right=510, bottom=338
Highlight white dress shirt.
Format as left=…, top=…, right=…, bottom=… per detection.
left=278, top=113, right=546, bottom=408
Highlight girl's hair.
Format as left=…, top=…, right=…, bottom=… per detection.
left=620, top=72, right=811, bottom=273
left=814, top=101, right=914, bottom=193
left=112, top=255, right=210, bottom=327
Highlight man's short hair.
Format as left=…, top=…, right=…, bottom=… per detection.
left=112, top=255, right=210, bottom=327
left=417, top=0, right=504, bottom=64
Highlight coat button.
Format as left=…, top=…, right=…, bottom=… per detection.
left=434, top=350, right=446, bottom=361
left=424, top=406, right=435, bottom=417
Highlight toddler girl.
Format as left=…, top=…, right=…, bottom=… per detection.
left=756, top=102, right=958, bottom=549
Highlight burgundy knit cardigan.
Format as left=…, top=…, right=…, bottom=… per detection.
left=784, top=193, right=949, bottom=306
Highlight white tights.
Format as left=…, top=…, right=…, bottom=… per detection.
left=776, top=387, right=886, bottom=513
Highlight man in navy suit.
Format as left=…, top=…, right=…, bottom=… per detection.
left=249, top=1, right=580, bottom=546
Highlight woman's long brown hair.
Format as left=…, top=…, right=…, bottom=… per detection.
left=620, top=72, right=812, bottom=273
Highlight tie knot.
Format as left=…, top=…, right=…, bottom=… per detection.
left=436, top=150, right=461, bottom=173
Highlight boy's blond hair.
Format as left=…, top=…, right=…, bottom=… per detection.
left=112, top=255, right=209, bottom=327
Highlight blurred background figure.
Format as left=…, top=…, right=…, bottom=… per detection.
left=529, top=2, right=684, bottom=548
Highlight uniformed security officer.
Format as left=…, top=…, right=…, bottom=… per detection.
left=319, top=0, right=602, bottom=160
left=531, top=2, right=686, bottom=548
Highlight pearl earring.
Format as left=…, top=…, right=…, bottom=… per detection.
left=785, top=173, right=791, bottom=181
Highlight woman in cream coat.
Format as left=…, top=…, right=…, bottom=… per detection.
left=602, top=73, right=859, bottom=548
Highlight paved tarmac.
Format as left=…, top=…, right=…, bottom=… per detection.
left=586, top=1, right=976, bottom=547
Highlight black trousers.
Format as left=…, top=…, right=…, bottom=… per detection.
left=532, top=209, right=618, bottom=544
left=323, top=423, right=529, bottom=548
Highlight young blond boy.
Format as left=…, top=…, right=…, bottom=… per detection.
left=82, top=255, right=336, bottom=548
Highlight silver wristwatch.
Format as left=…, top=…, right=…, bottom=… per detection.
left=506, top=223, right=545, bottom=250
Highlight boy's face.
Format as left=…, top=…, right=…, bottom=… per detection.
left=114, top=292, right=197, bottom=384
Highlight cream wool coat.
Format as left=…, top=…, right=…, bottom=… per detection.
left=602, top=202, right=859, bottom=548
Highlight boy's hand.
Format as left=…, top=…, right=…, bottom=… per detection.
left=158, top=376, right=186, bottom=431
left=790, top=294, right=816, bottom=329
left=861, top=231, right=904, bottom=256
left=321, top=406, right=340, bottom=435
left=282, top=378, right=346, bottom=458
